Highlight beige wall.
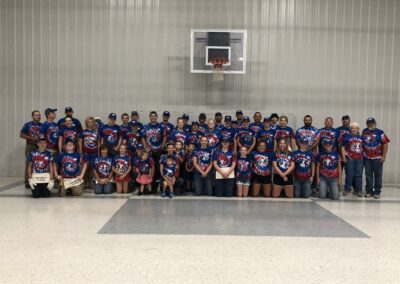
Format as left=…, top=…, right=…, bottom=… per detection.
left=1, top=0, right=399, bottom=183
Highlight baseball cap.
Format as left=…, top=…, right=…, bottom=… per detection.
left=366, top=117, right=376, bottom=124
left=131, top=111, right=139, bottom=116
left=108, top=113, right=117, bottom=120
left=37, top=135, right=47, bottom=142
left=64, top=138, right=75, bottom=144
left=136, top=143, right=144, bottom=150
left=321, top=137, right=334, bottom=145
left=182, top=114, right=189, bottom=120
left=342, top=115, right=350, bottom=120
left=221, top=136, right=230, bottom=143
left=298, top=137, right=308, bottom=144
left=224, top=115, right=232, bottom=122
left=243, top=116, right=250, bottom=122
left=263, top=116, right=271, bottom=122
left=236, top=110, right=243, bottom=115
left=45, top=108, right=57, bottom=116
left=215, top=112, right=222, bottom=118
left=231, top=121, right=238, bottom=126
left=65, top=107, right=73, bottom=113
left=163, top=111, right=170, bottom=117
left=191, top=121, right=199, bottom=126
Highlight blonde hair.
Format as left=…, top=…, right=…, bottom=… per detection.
left=350, top=122, right=360, bottom=130
left=85, top=116, right=95, bottom=129
left=276, top=138, right=291, bottom=155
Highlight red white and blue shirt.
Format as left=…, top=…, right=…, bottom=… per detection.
left=342, top=134, right=363, bottom=160
left=317, top=151, right=339, bottom=179
left=212, top=149, right=236, bottom=168
left=141, top=123, right=165, bottom=151
left=257, top=129, right=276, bottom=152
left=163, top=164, right=178, bottom=178
left=186, top=132, right=202, bottom=147
left=100, top=124, right=120, bottom=148
left=272, top=152, right=292, bottom=173
left=92, top=156, right=113, bottom=179
left=193, top=147, right=213, bottom=172
left=361, top=128, right=390, bottom=160
left=249, top=122, right=263, bottom=134
left=236, top=156, right=252, bottom=178
left=250, top=151, right=274, bottom=176
left=21, top=121, right=41, bottom=145
left=136, top=158, right=154, bottom=175
left=169, top=129, right=188, bottom=146
left=290, top=150, right=314, bottom=180
left=40, top=121, right=59, bottom=150
left=55, top=152, right=85, bottom=178
left=236, top=128, right=256, bottom=148
left=204, top=129, right=222, bottom=150
left=274, top=126, right=295, bottom=146
left=79, top=129, right=99, bottom=155
left=318, top=127, right=339, bottom=151
left=295, top=126, right=319, bottom=150
left=113, top=155, right=131, bottom=174
left=27, top=150, right=53, bottom=173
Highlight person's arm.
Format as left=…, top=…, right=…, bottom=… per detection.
left=204, top=163, right=213, bottom=175
left=49, top=163, right=54, bottom=180
left=290, top=138, right=296, bottom=151
left=78, top=138, right=83, bottom=154
left=341, top=146, right=347, bottom=163
left=58, top=136, right=63, bottom=153
left=77, top=162, right=87, bottom=180
left=149, top=162, right=155, bottom=179
left=93, top=168, right=101, bottom=183
left=286, top=160, right=295, bottom=175
left=248, top=137, right=256, bottom=154
left=236, top=136, right=243, bottom=149
left=381, top=143, right=388, bottom=163
left=112, top=166, right=120, bottom=175
left=213, top=161, right=224, bottom=175
left=310, top=137, right=320, bottom=151
left=272, top=161, right=285, bottom=177
left=227, top=161, right=236, bottom=176
left=27, top=162, right=33, bottom=179
left=54, top=164, right=63, bottom=181
left=19, top=132, right=36, bottom=143
left=233, top=138, right=238, bottom=154
left=193, top=157, right=205, bottom=175
left=159, top=163, right=164, bottom=178
left=274, top=139, right=277, bottom=152
left=121, top=165, right=131, bottom=179
left=141, top=137, right=150, bottom=151
left=316, top=163, right=320, bottom=185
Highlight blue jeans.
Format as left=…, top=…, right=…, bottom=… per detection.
left=194, top=171, right=213, bottom=196
left=94, top=182, right=114, bottom=194
left=215, top=178, right=235, bottom=197
left=294, top=179, right=311, bottom=198
left=344, top=158, right=363, bottom=193
left=364, top=158, right=383, bottom=195
left=319, top=176, right=339, bottom=200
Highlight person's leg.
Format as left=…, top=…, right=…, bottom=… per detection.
left=151, top=151, right=161, bottom=193
left=225, top=179, right=234, bottom=197
left=262, top=183, right=272, bottom=197
left=122, top=181, right=129, bottom=193
left=364, top=158, right=374, bottom=195
left=243, top=185, right=249, bottom=197
left=104, top=183, right=114, bottom=194
left=272, top=184, right=282, bottom=198
left=302, top=180, right=312, bottom=198
left=40, top=183, right=51, bottom=198
left=58, top=182, right=66, bottom=197
left=252, top=183, right=261, bottom=197
left=194, top=172, right=203, bottom=196
left=284, top=185, right=294, bottom=198
left=94, top=183, right=103, bottom=194
left=215, top=180, right=224, bottom=197
left=71, top=184, right=83, bottom=196
left=236, top=184, right=243, bottom=197
left=373, top=159, right=383, bottom=196
left=204, top=174, right=213, bottom=196
left=116, top=182, right=123, bottom=194
left=25, top=144, right=37, bottom=187
left=175, top=177, right=184, bottom=195
left=318, top=176, right=328, bottom=199
left=344, top=159, right=355, bottom=193
left=31, top=184, right=40, bottom=198
left=139, top=184, right=145, bottom=194
left=354, top=159, right=363, bottom=194
left=328, top=178, right=340, bottom=200
left=294, top=179, right=301, bottom=198
left=162, top=181, right=168, bottom=196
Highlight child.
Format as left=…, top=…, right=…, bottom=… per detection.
left=136, top=150, right=154, bottom=196
left=92, top=144, right=114, bottom=195
left=291, top=138, right=314, bottom=198
left=236, top=146, right=252, bottom=197
left=161, top=155, right=178, bottom=198
left=272, top=138, right=295, bottom=198
left=112, top=144, right=131, bottom=194
left=184, top=143, right=196, bottom=193
left=316, top=139, right=340, bottom=200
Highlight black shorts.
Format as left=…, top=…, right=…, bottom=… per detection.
left=273, top=174, right=294, bottom=186
left=252, top=173, right=272, bottom=184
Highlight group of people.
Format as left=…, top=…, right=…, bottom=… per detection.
left=20, top=107, right=389, bottom=199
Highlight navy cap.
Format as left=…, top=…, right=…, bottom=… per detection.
left=342, top=115, right=350, bottom=120
left=182, top=114, right=189, bottom=120
left=263, top=116, right=271, bottom=122
left=65, top=107, right=73, bottom=113
left=366, top=117, right=376, bottom=124
left=131, top=121, right=139, bottom=128
left=136, top=143, right=144, bottom=150
left=108, top=113, right=117, bottom=120
left=224, top=115, right=232, bottom=122
left=243, top=116, right=250, bottom=122
left=236, top=110, right=243, bottom=115
left=321, top=138, right=334, bottom=145
left=298, top=137, right=308, bottom=144
left=191, top=121, right=199, bottom=126
left=64, top=138, right=75, bottom=144
left=163, top=111, right=170, bottom=117
left=45, top=108, right=57, bottom=116
left=215, top=112, right=222, bottom=117
left=231, top=120, right=238, bottom=125
left=37, top=135, right=47, bottom=142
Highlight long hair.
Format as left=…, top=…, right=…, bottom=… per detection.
left=276, top=138, right=290, bottom=155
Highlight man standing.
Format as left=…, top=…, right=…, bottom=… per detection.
left=99, top=113, right=121, bottom=157
left=362, top=118, right=390, bottom=199
left=182, top=114, right=192, bottom=133
left=250, top=112, right=263, bottom=134
left=141, top=111, right=166, bottom=192
left=235, top=110, right=244, bottom=127
left=40, top=108, right=59, bottom=157
left=295, top=115, right=319, bottom=156
left=57, top=107, right=83, bottom=133
left=270, top=113, right=280, bottom=130
left=198, top=113, right=208, bottom=134
left=20, top=110, right=42, bottom=188
left=318, top=117, right=339, bottom=152
left=129, top=111, right=143, bottom=132
left=119, top=113, right=131, bottom=137
left=161, top=111, right=174, bottom=138
left=215, top=112, right=224, bottom=131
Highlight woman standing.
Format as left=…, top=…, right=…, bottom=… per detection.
left=58, top=116, right=78, bottom=153
left=274, top=115, right=295, bottom=151
left=193, top=136, right=213, bottom=196
left=250, top=141, right=274, bottom=197
left=272, top=138, right=295, bottom=198
left=92, top=144, right=114, bottom=195
left=213, top=138, right=237, bottom=197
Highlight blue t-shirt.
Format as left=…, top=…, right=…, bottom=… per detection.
left=160, top=153, right=179, bottom=167
left=193, top=147, right=213, bottom=172
left=186, top=132, right=202, bottom=147
left=204, top=129, right=221, bottom=150
left=123, top=131, right=141, bottom=153
left=161, top=122, right=175, bottom=137
left=79, top=129, right=99, bottom=155
left=361, top=128, right=390, bottom=160
left=40, top=121, right=59, bottom=150
left=236, top=128, right=256, bottom=148
left=163, top=164, right=178, bottom=178
left=136, top=158, right=154, bottom=175
left=59, top=126, right=79, bottom=144
left=141, top=123, right=164, bottom=151
left=128, top=120, right=144, bottom=132
left=92, top=156, right=113, bottom=179
left=184, top=124, right=192, bottom=133
left=274, top=126, right=295, bottom=146
left=220, top=127, right=236, bottom=148
left=169, top=129, right=188, bottom=146
left=318, top=127, right=339, bottom=151
left=100, top=124, right=120, bottom=148
left=119, top=123, right=131, bottom=138
left=113, top=155, right=131, bottom=174
left=257, top=129, right=276, bottom=151
left=58, top=117, right=83, bottom=133
left=184, top=151, right=195, bottom=170
left=27, top=150, right=53, bottom=173
left=342, top=134, right=363, bottom=160
left=212, top=149, right=236, bottom=168
left=55, top=152, right=84, bottom=178
left=236, top=156, right=252, bottom=178
left=21, top=121, right=41, bottom=145
left=316, top=151, right=339, bottom=178
left=249, top=122, right=263, bottom=134
left=250, top=151, right=274, bottom=176
left=198, top=123, right=209, bottom=134
left=295, top=126, right=319, bottom=148
left=272, top=152, right=292, bottom=173
left=290, top=150, right=314, bottom=180
left=215, top=123, right=224, bottom=132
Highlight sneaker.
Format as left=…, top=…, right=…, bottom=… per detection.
left=353, top=191, right=363, bottom=197
left=343, top=191, right=351, bottom=196
left=138, top=191, right=143, bottom=196
left=169, top=192, right=174, bottom=199
left=364, top=193, right=372, bottom=198
left=161, top=192, right=166, bottom=198
left=373, top=194, right=381, bottom=199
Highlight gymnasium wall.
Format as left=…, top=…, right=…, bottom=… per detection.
left=1, top=0, right=399, bottom=183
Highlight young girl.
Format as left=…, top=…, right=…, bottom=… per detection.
left=112, top=144, right=131, bottom=194
left=213, top=138, right=237, bottom=197
left=136, top=150, right=154, bottom=196
left=184, top=143, right=196, bottom=193
left=92, top=144, right=114, bottom=195
left=316, top=139, right=340, bottom=200
left=291, top=138, right=314, bottom=198
left=161, top=155, right=178, bottom=198
left=250, top=141, right=274, bottom=197
left=274, top=115, right=295, bottom=151
left=236, top=146, right=252, bottom=197
left=272, top=138, right=295, bottom=198
left=235, top=116, right=256, bottom=154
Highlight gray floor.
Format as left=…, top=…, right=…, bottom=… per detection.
left=99, top=199, right=369, bottom=238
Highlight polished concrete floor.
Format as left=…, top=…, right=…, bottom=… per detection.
left=0, top=177, right=400, bottom=283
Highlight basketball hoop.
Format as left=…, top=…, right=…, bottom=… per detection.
left=210, top=58, right=229, bottom=82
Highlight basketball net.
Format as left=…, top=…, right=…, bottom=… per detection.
left=210, top=58, right=229, bottom=82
